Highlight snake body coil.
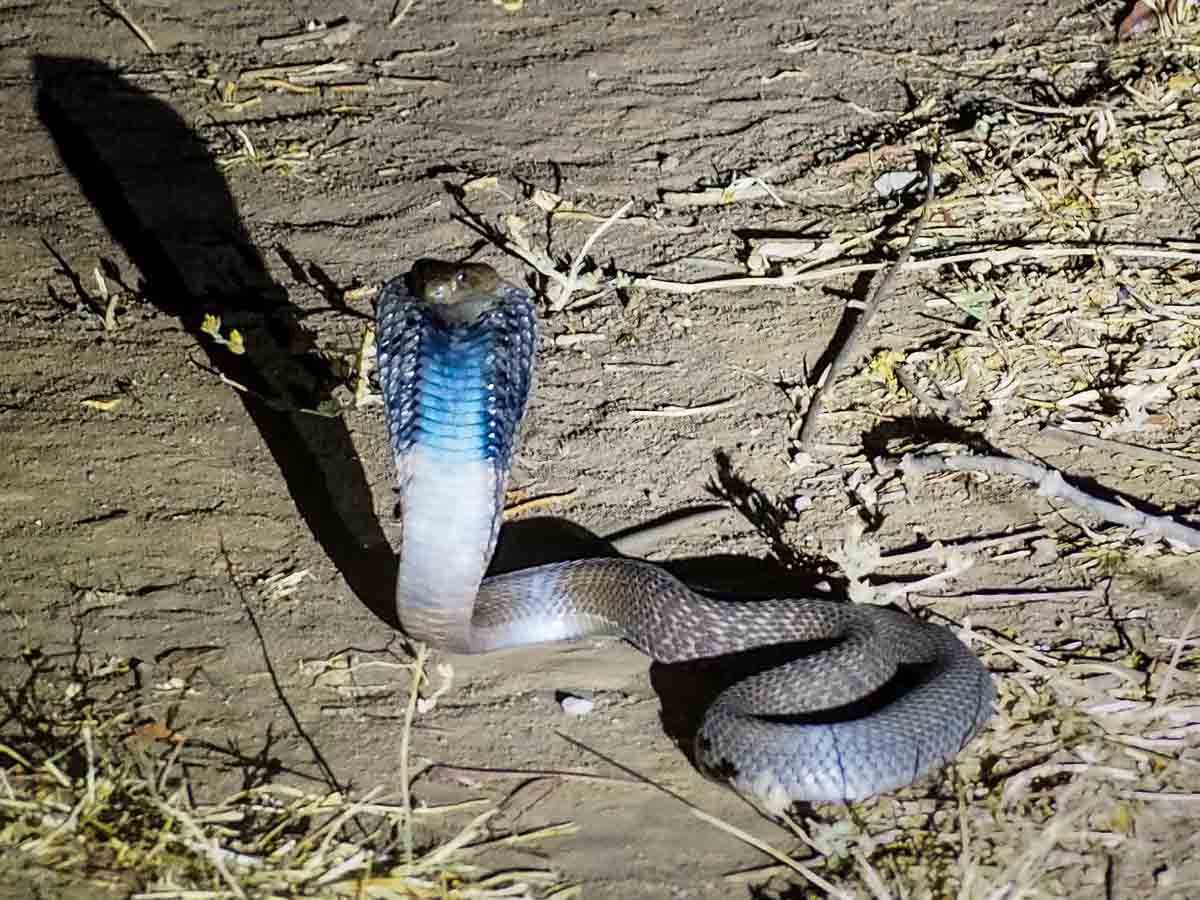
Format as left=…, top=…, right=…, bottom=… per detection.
left=376, top=261, right=994, bottom=812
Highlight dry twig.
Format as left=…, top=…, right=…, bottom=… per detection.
left=389, top=0, right=420, bottom=28
left=900, top=451, right=1200, bottom=548
left=551, top=199, right=634, bottom=311
left=794, top=164, right=936, bottom=451
left=627, top=396, right=745, bottom=419
left=630, top=245, right=1200, bottom=296
left=97, top=0, right=157, bottom=53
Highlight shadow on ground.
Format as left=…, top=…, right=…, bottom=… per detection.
left=34, top=55, right=399, bottom=627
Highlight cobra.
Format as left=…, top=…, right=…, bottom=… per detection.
left=375, top=260, right=994, bottom=814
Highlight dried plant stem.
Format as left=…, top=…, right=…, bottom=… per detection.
left=423, top=763, right=641, bottom=785
left=880, top=526, right=1046, bottom=564
left=631, top=244, right=1200, bottom=296
left=606, top=505, right=732, bottom=557
left=1155, top=600, right=1200, bottom=706
left=389, top=0, right=420, bottom=28
left=628, top=396, right=744, bottom=419
left=400, top=644, right=429, bottom=865
left=912, top=588, right=1096, bottom=607
left=691, top=809, right=851, bottom=900
left=552, top=199, right=634, bottom=311
left=901, top=451, right=1200, bottom=548
left=795, top=164, right=936, bottom=450
left=158, top=800, right=248, bottom=898
left=98, top=0, right=158, bottom=53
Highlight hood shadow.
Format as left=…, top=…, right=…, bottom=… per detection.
left=34, top=55, right=398, bottom=627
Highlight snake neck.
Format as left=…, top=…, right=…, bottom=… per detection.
left=376, top=274, right=537, bottom=649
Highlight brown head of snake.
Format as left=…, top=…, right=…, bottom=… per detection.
left=375, top=259, right=995, bottom=813
left=410, top=258, right=504, bottom=325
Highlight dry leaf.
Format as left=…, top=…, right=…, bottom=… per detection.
left=131, top=720, right=184, bottom=743
left=81, top=395, right=125, bottom=412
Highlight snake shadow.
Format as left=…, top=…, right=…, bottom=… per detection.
left=33, top=55, right=398, bottom=627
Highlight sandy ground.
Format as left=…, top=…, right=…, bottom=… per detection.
left=2, top=2, right=1199, bottom=898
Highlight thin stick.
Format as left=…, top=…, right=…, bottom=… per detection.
left=855, top=847, right=895, bottom=900
left=911, top=588, right=1096, bottom=607
left=98, top=0, right=158, bottom=53
left=156, top=801, right=247, bottom=898
left=389, top=0, right=419, bottom=28
left=552, top=199, right=634, bottom=311
left=1130, top=790, right=1200, bottom=803
left=795, top=164, right=936, bottom=450
left=872, top=552, right=974, bottom=598
left=879, top=526, right=1046, bottom=564
left=400, top=645, right=429, bottom=865
left=552, top=731, right=849, bottom=897
left=1155, top=601, right=1200, bottom=707
left=630, top=245, right=1200, bottom=296
left=606, top=506, right=732, bottom=557
left=197, top=364, right=340, bottom=418
left=504, top=488, right=578, bottom=517
left=422, top=763, right=641, bottom=785
left=1041, top=426, right=1200, bottom=475
left=901, top=452, right=1200, bottom=548
left=691, top=809, right=852, bottom=899
left=628, top=396, right=744, bottom=419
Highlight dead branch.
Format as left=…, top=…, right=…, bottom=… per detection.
left=900, top=452, right=1200, bottom=549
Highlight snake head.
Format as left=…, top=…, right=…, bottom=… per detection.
left=410, top=258, right=504, bottom=325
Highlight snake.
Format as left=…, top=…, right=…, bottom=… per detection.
left=375, top=259, right=994, bottom=813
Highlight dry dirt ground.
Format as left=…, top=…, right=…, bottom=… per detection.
left=2, top=1, right=1200, bottom=898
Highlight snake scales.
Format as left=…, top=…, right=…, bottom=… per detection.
left=375, top=259, right=994, bottom=812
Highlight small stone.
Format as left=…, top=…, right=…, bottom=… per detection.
left=560, top=695, right=595, bottom=716
left=873, top=169, right=941, bottom=198
left=1138, top=166, right=1168, bottom=194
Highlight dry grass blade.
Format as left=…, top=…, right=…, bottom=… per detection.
left=0, top=657, right=571, bottom=899
left=554, top=731, right=854, bottom=897
left=550, top=199, right=634, bottom=311
left=400, top=644, right=428, bottom=865
left=389, top=0, right=420, bottom=28
left=627, top=396, right=744, bottom=419
left=692, top=808, right=852, bottom=899
left=1155, top=600, right=1200, bottom=707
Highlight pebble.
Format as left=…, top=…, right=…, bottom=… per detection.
left=873, top=169, right=943, bottom=198
left=560, top=694, right=595, bottom=716
left=1138, top=166, right=1168, bottom=194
